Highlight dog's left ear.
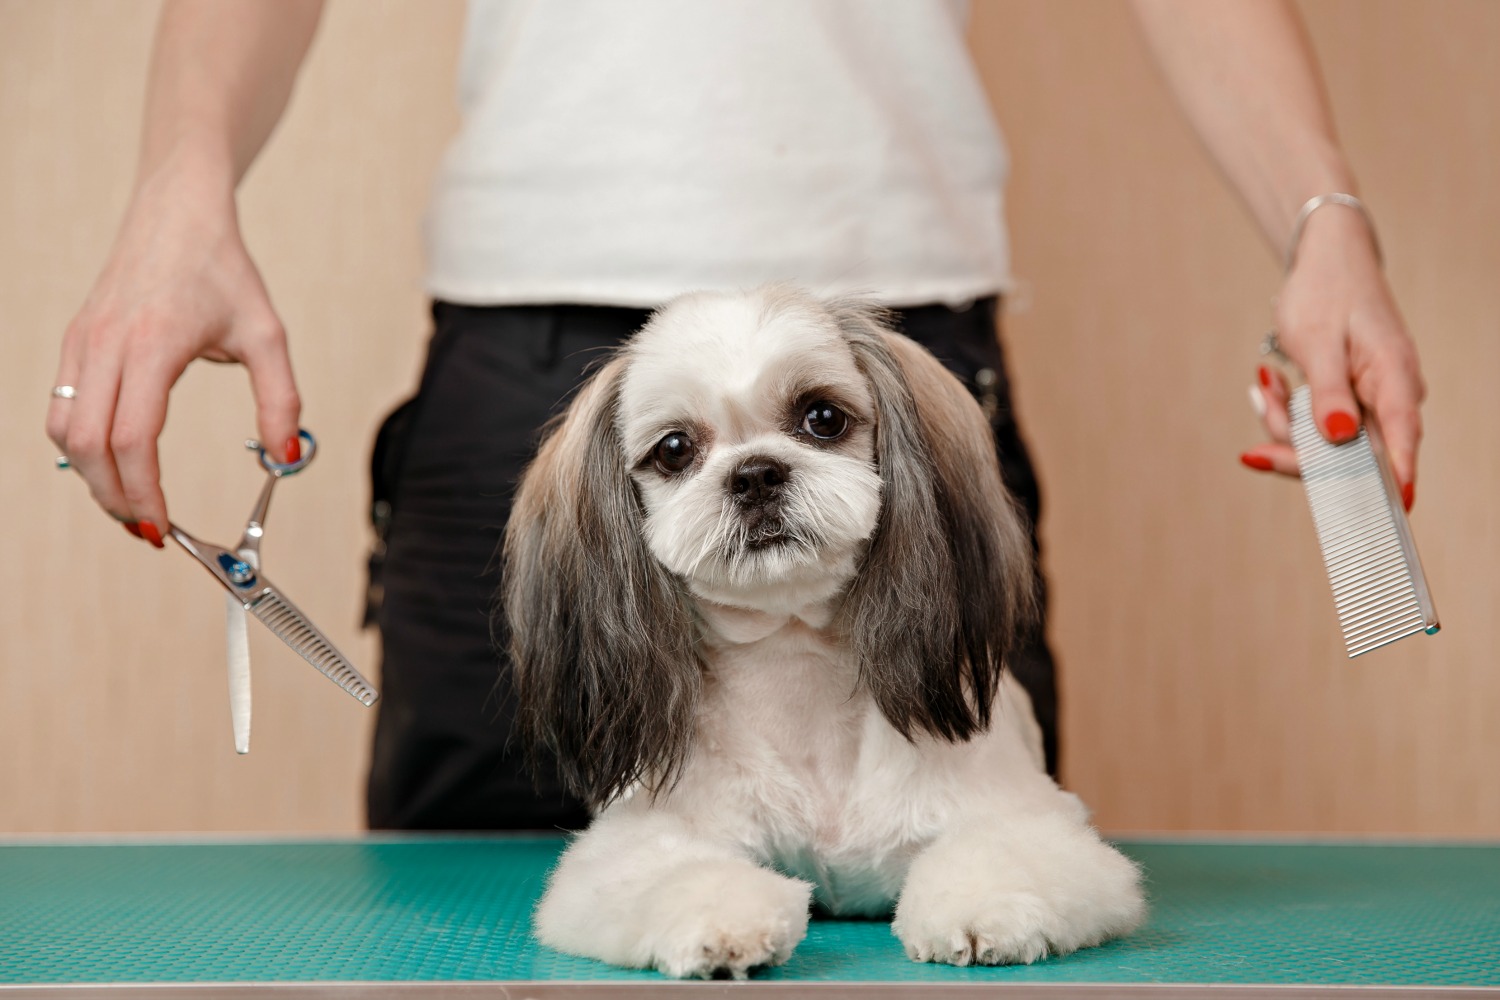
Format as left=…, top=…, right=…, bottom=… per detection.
left=834, top=302, right=1036, bottom=742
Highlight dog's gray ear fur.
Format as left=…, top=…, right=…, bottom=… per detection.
left=834, top=303, right=1037, bottom=742
left=501, top=355, right=701, bottom=808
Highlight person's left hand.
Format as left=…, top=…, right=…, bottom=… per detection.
left=1240, top=204, right=1425, bottom=511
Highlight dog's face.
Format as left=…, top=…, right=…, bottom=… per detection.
left=504, top=287, right=1035, bottom=807
left=619, top=292, right=883, bottom=611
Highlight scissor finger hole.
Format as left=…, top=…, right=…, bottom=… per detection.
left=258, top=428, right=317, bottom=476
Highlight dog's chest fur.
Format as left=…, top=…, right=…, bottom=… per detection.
left=687, top=602, right=955, bottom=915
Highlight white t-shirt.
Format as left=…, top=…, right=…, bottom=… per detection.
left=424, top=0, right=1012, bottom=308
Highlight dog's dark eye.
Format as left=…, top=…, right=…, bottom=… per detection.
left=802, top=401, right=848, bottom=440
left=653, top=432, right=696, bottom=474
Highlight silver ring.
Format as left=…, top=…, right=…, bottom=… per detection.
left=52, top=385, right=77, bottom=400
left=55, top=456, right=71, bottom=470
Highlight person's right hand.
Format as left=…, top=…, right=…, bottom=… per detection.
left=46, top=151, right=302, bottom=547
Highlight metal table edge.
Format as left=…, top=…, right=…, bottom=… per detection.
left=1, top=982, right=1497, bottom=1000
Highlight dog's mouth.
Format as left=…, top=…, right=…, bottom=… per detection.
left=744, top=513, right=790, bottom=550
left=739, top=511, right=802, bottom=553
left=745, top=530, right=790, bottom=550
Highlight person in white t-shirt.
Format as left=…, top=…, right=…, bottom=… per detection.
left=48, top=1, right=1426, bottom=830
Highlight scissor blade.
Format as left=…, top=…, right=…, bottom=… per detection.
left=245, top=580, right=379, bottom=707
left=225, top=593, right=252, bottom=754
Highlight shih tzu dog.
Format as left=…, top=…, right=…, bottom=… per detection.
left=501, top=286, right=1144, bottom=979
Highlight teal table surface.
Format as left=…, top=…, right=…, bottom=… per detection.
left=1, top=836, right=1498, bottom=991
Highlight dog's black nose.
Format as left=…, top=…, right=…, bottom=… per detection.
left=729, top=458, right=789, bottom=505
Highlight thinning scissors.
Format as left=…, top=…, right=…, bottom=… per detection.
left=169, top=429, right=379, bottom=754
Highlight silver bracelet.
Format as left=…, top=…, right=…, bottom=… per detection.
left=1284, top=192, right=1382, bottom=273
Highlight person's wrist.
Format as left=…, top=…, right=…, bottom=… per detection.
left=1288, top=198, right=1381, bottom=274
left=119, top=140, right=243, bottom=262
left=133, top=134, right=238, bottom=207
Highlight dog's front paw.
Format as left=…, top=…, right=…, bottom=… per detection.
left=894, top=889, right=1056, bottom=966
left=892, top=815, right=1145, bottom=966
left=643, top=860, right=812, bottom=979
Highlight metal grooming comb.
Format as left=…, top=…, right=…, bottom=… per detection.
left=1266, top=335, right=1440, bottom=657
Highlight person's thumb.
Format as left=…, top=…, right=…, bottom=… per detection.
left=237, top=314, right=303, bottom=463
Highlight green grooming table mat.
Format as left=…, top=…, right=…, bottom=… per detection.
left=2, top=836, right=1498, bottom=998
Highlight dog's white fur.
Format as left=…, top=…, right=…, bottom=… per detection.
left=506, top=288, right=1145, bottom=979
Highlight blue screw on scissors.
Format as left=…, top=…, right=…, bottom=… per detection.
left=168, top=429, right=379, bottom=754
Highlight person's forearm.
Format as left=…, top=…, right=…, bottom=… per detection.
left=1130, top=0, right=1357, bottom=254
left=1132, top=0, right=1424, bottom=492
left=138, top=0, right=324, bottom=189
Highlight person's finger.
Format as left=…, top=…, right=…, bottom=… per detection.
left=1295, top=324, right=1362, bottom=445
left=112, top=348, right=192, bottom=540
left=235, top=315, right=302, bottom=464
left=1239, top=443, right=1299, bottom=477
left=46, top=322, right=87, bottom=454
left=1366, top=352, right=1424, bottom=511
left=1255, top=364, right=1292, bottom=444
left=62, top=338, right=140, bottom=535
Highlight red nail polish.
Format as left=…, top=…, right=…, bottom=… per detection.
left=285, top=436, right=301, bottom=463
left=1240, top=453, right=1274, bottom=472
left=123, top=522, right=144, bottom=540
left=1257, top=366, right=1272, bottom=389
left=1401, top=481, right=1415, bottom=512
left=139, top=522, right=165, bottom=549
left=1324, top=411, right=1359, bottom=441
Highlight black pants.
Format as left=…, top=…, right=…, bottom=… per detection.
left=365, top=298, right=1057, bottom=831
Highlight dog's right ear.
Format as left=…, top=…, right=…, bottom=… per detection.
left=500, top=355, right=702, bottom=810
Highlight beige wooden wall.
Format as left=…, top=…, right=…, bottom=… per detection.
left=2, top=1, right=1496, bottom=837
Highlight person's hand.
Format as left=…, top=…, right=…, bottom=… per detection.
left=1241, top=205, right=1425, bottom=511
left=45, top=150, right=302, bottom=546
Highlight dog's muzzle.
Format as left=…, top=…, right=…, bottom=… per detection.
left=728, top=458, right=791, bottom=547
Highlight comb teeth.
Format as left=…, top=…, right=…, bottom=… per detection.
left=248, top=591, right=379, bottom=705
left=1289, top=386, right=1437, bottom=657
